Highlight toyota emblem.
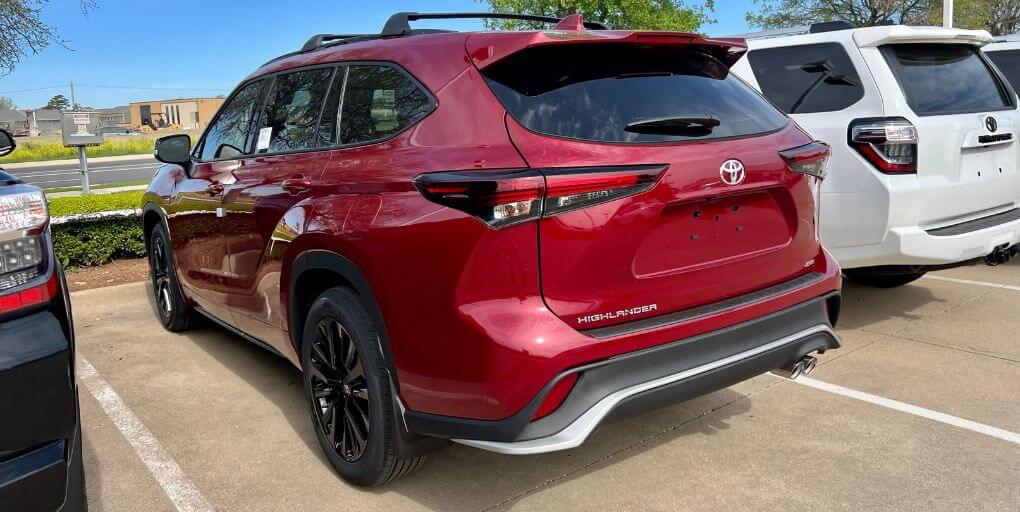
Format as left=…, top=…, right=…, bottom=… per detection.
left=720, top=159, right=745, bottom=186
left=986, top=116, right=998, bottom=132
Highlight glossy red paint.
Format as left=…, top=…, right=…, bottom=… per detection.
left=143, top=27, right=841, bottom=423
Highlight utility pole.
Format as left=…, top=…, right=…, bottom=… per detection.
left=69, top=81, right=77, bottom=110
left=943, top=0, right=954, bottom=28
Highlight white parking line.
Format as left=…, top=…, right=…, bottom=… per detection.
left=923, top=274, right=1020, bottom=292
left=783, top=375, right=1020, bottom=445
left=78, top=356, right=215, bottom=512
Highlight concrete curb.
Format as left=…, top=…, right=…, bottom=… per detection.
left=51, top=209, right=142, bottom=226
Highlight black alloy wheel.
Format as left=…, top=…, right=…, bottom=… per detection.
left=150, top=234, right=173, bottom=320
left=309, top=317, right=371, bottom=462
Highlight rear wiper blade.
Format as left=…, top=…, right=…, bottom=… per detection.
left=624, top=116, right=720, bottom=135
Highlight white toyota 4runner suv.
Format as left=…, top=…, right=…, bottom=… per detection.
left=732, top=22, right=1020, bottom=287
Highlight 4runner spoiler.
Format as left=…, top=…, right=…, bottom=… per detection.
left=852, top=25, right=993, bottom=47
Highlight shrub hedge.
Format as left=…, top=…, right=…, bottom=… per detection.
left=49, top=191, right=146, bottom=268
left=52, top=218, right=146, bottom=268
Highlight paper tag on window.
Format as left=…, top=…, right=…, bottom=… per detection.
left=256, top=127, right=272, bottom=151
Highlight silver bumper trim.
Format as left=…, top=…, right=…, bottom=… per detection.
left=453, top=324, right=838, bottom=455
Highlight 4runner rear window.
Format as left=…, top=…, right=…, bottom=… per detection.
left=986, top=49, right=1020, bottom=93
left=482, top=44, right=788, bottom=143
left=747, top=43, right=865, bottom=114
left=883, top=44, right=1014, bottom=116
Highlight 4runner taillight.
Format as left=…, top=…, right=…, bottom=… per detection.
left=414, top=165, right=666, bottom=229
left=849, top=118, right=918, bottom=174
left=0, top=190, right=50, bottom=293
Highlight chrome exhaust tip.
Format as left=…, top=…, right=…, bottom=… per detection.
left=801, top=355, right=818, bottom=376
left=773, top=355, right=818, bottom=380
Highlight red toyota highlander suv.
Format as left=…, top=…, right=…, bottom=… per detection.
left=143, top=12, right=843, bottom=486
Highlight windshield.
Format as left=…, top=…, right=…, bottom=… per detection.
left=482, top=44, right=789, bottom=143
left=882, top=44, right=1014, bottom=116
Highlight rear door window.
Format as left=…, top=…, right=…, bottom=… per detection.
left=198, top=80, right=264, bottom=161
left=481, top=44, right=788, bottom=144
left=882, top=44, right=1014, bottom=116
left=747, top=43, right=865, bottom=114
left=255, top=67, right=336, bottom=154
left=986, top=49, right=1020, bottom=93
left=339, top=65, right=434, bottom=145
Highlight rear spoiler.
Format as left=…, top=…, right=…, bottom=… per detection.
left=466, top=30, right=748, bottom=70
left=852, top=25, right=993, bottom=48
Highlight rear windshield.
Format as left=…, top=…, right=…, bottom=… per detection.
left=482, top=44, right=789, bottom=143
left=882, top=44, right=1014, bottom=116
left=986, top=49, right=1020, bottom=93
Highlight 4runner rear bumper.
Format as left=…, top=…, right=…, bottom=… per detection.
left=405, top=292, right=841, bottom=453
left=833, top=209, right=1020, bottom=269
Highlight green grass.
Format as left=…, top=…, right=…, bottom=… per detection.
left=0, top=137, right=156, bottom=164
left=48, top=190, right=143, bottom=217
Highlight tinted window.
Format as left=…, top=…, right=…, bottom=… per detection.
left=986, top=49, right=1020, bottom=95
left=747, top=43, right=864, bottom=114
left=339, top=65, right=433, bottom=145
left=883, top=44, right=1013, bottom=115
left=482, top=45, right=788, bottom=143
left=199, top=80, right=263, bottom=161
left=256, top=68, right=335, bottom=153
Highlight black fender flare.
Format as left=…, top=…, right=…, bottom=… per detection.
left=288, top=250, right=399, bottom=390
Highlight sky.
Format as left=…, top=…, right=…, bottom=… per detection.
left=0, top=0, right=756, bottom=110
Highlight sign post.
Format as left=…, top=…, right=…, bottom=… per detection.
left=943, top=0, right=954, bottom=28
left=60, top=111, right=103, bottom=194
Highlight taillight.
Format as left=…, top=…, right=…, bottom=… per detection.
left=849, top=118, right=917, bottom=174
left=0, top=189, right=50, bottom=292
left=0, top=274, right=57, bottom=315
left=413, top=165, right=665, bottom=229
left=532, top=373, right=579, bottom=421
left=779, top=141, right=831, bottom=180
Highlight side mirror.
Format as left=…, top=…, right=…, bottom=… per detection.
left=0, top=129, right=16, bottom=158
left=153, top=134, right=191, bottom=165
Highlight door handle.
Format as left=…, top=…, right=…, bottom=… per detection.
left=282, top=177, right=311, bottom=195
left=205, top=182, right=224, bottom=196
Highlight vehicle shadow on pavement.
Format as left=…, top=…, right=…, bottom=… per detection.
left=836, top=281, right=941, bottom=330
left=147, top=286, right=754, bottom=510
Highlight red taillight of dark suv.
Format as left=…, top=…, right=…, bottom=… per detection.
left=142, top=12, right=842, bottom=486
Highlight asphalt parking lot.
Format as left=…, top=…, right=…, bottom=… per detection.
left=74, top=260, right=1020, bottom=512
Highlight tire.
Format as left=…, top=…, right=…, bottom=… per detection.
left=147, top=223, right=195, bottom=331
left=301, top=287, right=426, bottom=486
left=844, top=268, right=927, bottom=288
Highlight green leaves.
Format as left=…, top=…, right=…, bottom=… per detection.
left=479, top=0, right=715, bottom=32
left=47, top=190, right=143, bottom=217
left=52, top=218, right=145, bottom=269
left=48, top=190, right=146, bottom=268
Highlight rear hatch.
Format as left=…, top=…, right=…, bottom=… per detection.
left=469, top=32, right=824, bottom=330
left=866, top=37, right=1020, bottom=225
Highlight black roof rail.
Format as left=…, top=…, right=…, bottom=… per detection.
left=381, top=12, right=609, bottom=36
left=809, top=20, right=856, bottom=33
left=300, top=34, right=376, bottom=52
left=261, top=12, right=609, bottom=69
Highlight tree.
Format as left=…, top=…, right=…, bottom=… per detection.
left=0, top=97, right=16, bottom=110
left=951, top=0, right=1020, bottom=35
left=44, top=94, right=70, bottom=110
left=478, top=0, right=715, bottom=32
left=746, top=0, right=939, bottom=29
left=0, top=1, right=97, bottom=76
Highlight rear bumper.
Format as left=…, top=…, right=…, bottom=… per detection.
left=409, top=292, right=840, bottom=453
left=0, top=310, right=83, bottom=511
left=832, top=210, right=1020, bottom=269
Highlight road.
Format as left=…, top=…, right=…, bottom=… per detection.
left=5, top=155, right=159, bottom=189
left=73, top=259, right=1020, bottom=511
